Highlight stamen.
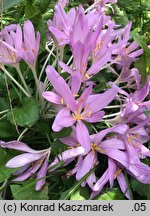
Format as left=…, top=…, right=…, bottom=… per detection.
left=87, top=109, right=92, bottom=118
left=135, top=133, right=140, bottom=139
left=128, top=135, right=133, bottom=145
left=94, top=43, right=100, bottom=52
left=91, top=143, right=107, bottom=153
left=83, top=105, right=89, bottom=112
left=60, top=98, right=64, bottom=105
left=72, top=113, right=83, bottom=121
left=82, top=62, right=85, bottom=68
left=85, top=73, right=90, bottom=79
left=66, top=104, right=70, bottom=109
left=74, top=94, right=79, bottom=97
left=135, top=142, right=140, bottom=148
left=114, top=168, right=122, bottom=179
left=101, top=40, right=104, bottom=45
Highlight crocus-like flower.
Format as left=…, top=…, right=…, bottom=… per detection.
left=42, top=66, right=118, bottom=148
left=22, top=20, right=40, bottom=66
left=120, top=76, right=150, bottom=118
left=0, top=141, right=50, bottom=191
left=0, top=24, right=22, bottom=64
left=90, top=158, right=131, bottom=199
left=49, top=124, right=130, bottom=191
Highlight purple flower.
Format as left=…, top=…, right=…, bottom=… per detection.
left=120, top=76, right=150, bottom=118
left=22, top=20, right=40, bottom=66
left=0, top=24, right=22, bottom=64
left=42, top=66, right=118, bottom=140
left=91, top=158, right=131, bottom=199
left=49, top=124, right=129, bottom=192
left=0, top=141, right=50, bottom=191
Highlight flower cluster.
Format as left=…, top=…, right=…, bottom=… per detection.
left=0, top=20, right=40, bottom=67
left=0, top=0, right=150, bottom=198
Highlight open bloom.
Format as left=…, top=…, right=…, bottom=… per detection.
left=22, top=20, right=40, bottom=66
left=0, top=140, right=50, bottom=191
left=49, top=124, right=130, bottom=193
left=42, top=66, right=117, bottom=142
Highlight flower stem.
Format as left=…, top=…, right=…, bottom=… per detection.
left=14, top=64, right=31, bottom=96
left=0, top=65, right=30, bottom=97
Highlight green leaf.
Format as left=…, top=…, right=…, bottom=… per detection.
left=0, top=120, right=16, bottom=138
left=70, top=187, right=89, bottom=200
left=0, top=97, right=9, bottom=112
left=60, top=167, right=96, bottom=200
left=25, top=0, right=39, bottom=18
left=131, top=179, right=150, bottom=199
left=7, top=98, right=39, bottom=127
left=131, top=30, right=150, bottom=84
left=0, top=148, right=16, bottom=183
left=3, top=0, right=23, bottom=10
left=11, top=178, right=48, bottom=200
left=96, top=188, right=125, bottom=200
left=51, top=127, right=72, bottom=139
left=34, top=0, right=53, bottom=14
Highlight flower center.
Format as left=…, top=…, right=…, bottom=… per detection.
left=72, top=113, right=83, bottom=121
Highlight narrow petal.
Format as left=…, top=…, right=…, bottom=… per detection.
left=76, top=121, right=91, bottom=152
left=52, top=107, right=75, bottom=132
left=48, top=146, right=86, bottom=170
left=70, top=73, right=81, bottom=95
left=91, top=124, right=129, bottom=144
left=108, top=158, right=117, bottom=188
left=87, top=52, right=111, bottom=76
left=104, top=149, right=128, bottom=167
left=76, top=151, right=96, bottom=180
left=86, top=173, right=97, bottom=190
left=100, top=138, right=125, bottom=150
left=117, top=172, right=131, bottom=199
left=0, top=140, right=39, bottom=153
left=46, top=65, right=76, bottom=112
left=36, top=158, right=49, bottom=191
left=93, top=169, right=109, bottom=191
left=6, top=153, right=44, bottom=168
left=85, top=111, right=105, bottom=123
left=12, top=160, right=43, bottom=182
left=86, top=88, right=117, bottom=113
left=42, top=91, right=61, bottom=104
left=59, top=61, right=73, bottom=75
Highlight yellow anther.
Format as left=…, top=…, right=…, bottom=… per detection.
left=82, top=62, right=85, bottom=68
left=94, top=43, right=101, bottom=52
left=128, top=135, right=133, bottom=145
left=74, top=94, right=79, bottom=98
left=91, top=143, right=107, bottom=153
left=83, top=105, right=89, bottom=112
left=60, top=98, right=64, bottom=105
left=67, top=146, right=74, bottom=149
left=12, top=53, right=17, bottom=59
left=85, top=73, right=90, bottom=79
left=135, top=133, right=140, bottom=139
left=66, top=104, right=70, bottom=109
left=87, top=109, right=92, bottom=118
left=101, top=40, right=104, bottom=45
left=135, top=142, right=140, bottom=148
left=72, top=113, right=83, bottom=121
left=114, top=168, right=122, bottom=179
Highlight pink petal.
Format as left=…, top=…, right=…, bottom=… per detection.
left=76, top=121, right=91, bottom=152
